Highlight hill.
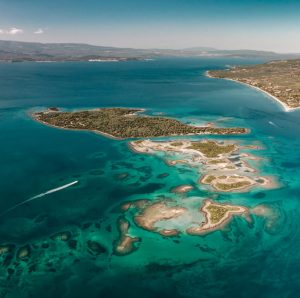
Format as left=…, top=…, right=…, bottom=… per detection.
left=0, top=40, right=299, bottom=62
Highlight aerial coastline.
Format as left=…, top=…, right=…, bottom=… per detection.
left=206, top=71, right=294, bottom=112
left=2, top=0, right=300, bottom=294
left=206, top=59, right=300, bottom=112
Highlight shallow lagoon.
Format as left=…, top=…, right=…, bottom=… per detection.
left=1, top=58, right=300, bottom=297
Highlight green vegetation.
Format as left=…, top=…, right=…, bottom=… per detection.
left=225, top=165, right=236, bottom=169
left=188, top=140, right=235, bottom=157
left=209, top=59, right=300, bottom=109
left=203, top=175, right=216, bottom=184
left=34, top=108, right=247, bottom=139
left=206, top=205, right=240, bottom=224
left=208, top=159, right=227, bottom=164
left=171, top=141, right=184, bottom=146
left=215, top=181, right=251, bottom=191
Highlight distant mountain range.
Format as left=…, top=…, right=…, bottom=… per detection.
left=0, top=40, right=299, bottom=62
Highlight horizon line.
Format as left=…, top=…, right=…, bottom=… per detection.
left=1, top=38, right=299, bottom=55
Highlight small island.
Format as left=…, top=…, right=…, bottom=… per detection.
left=120, top=198, right=248, bottom=237
left=208, top=59, right=300, bottom=111
left=187, top=200, right=247, bottom=235
left=200, top=174, right=256, bottom=192
left=130, top=139, right=275, bottom=193
left=114, top=217, right=141, bottom=256
left=33, top=107, right=248, bottom=139
left=133, top=201, right=186, bottom=236
left=171, top=184, right=194, bottom=194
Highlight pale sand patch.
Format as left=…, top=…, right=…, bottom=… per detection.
left=134, top=202, right=186, bottom=231
left=114, top=218, right=140, bottom=256
left=171, top=184, right=194, bottom=194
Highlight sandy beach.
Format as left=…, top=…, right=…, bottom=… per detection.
left=205, top=71, right=300, bottom=113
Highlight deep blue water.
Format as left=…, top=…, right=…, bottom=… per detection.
left=0, top=58, right=300, bottom=298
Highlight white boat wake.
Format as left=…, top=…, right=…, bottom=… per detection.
left=0, top=180, right=78, bottom=217
left=268, top=121, right=278, bottom=127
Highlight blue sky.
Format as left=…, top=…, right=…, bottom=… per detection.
left=0, top=0, right=300, bottom=52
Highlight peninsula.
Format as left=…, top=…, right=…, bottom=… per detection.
left=34, top=108, right=248, bottom=139
left=208, top=59, right=300, bottom=111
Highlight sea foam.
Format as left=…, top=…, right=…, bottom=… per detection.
left=0, top=181, right=78, bottom=217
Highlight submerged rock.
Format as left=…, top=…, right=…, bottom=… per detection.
left=114, top=218, right=141, bottom=256
left=89, top=169, right=105, bottom=176
left=0, top=244, right=15, bottom=256
left=28, top=264, right=37, bottom=273
left=114, top=172, right=129, bottom=180
left=253, top=192, right=266, bottom=199
left=2, top=254, right=13, bottom=267
left=68, top=240, right=77, bottom=250
left=51, top=231, right=72, bottom=241
left=17, top=245, right=31, bottom=260
left=105, top=224, right=112, bottom=232
left=81, top=222, right=92, bottom=230
left=41, top=243, right=50, bottom=249
left=7, top=268, right=14, bottom=275
left=87, top=240, right=107, bottom=255
left=157, top=173, right=170, bottom=179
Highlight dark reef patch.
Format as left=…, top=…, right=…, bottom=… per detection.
left=252, top=192, right=266, bottom=199
left=87, top=240, right=107, bottom=255
left=157, top=173, right=170, bottom=179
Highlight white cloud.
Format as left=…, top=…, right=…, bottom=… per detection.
left=0, top=27, right=24, bottom=35
left=7, top=27, right=23, bottom=35
left=34, top=28, right=44, bottom=34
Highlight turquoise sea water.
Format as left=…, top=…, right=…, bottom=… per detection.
left=1, top=58, right=300, bottom=298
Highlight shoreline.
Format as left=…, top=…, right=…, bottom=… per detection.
left=32, top=115, right=123, bottom=140
left=31, top=106, right=150, bottom=141
left=35, top=118, right=209, bottom=140
left=34, top=116, right=248, bottom=141
left=186, top=199, right=248, bottom=235
left=129, top=138, right=279, bottom=194
left=199, top=175, right=256, bottom=193
left=205, top=71, right=300, bottom=113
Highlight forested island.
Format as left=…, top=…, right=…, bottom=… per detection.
left=33, top=108, right=248, bottom=139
